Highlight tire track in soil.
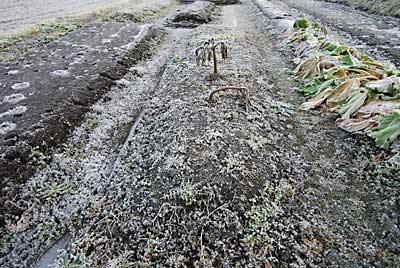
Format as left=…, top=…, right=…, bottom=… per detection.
left=0, top=26, right=192, bottom=268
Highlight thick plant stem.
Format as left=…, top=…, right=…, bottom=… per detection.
left=208, top=86, right=248, bottom=106
left=212, top=47, right=218, bottom=76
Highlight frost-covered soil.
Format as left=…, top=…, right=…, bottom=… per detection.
left=0, top=0, right=399, bottom=267
left=0, top=0, right=174, bottom=34
left=319, top=0, right=400, bottom=18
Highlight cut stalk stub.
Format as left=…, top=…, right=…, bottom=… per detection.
left=208, top=86, right=250, bottom=109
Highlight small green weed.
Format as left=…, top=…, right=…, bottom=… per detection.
left=270, top=102, right=296, bottom=116
left=170, top=55, right=188, bottom=67
left=242, top=206, right=272, bottom=246
left=165, top=181, right=199, bottom=206
left=83, top=118, right=100, bottom=133
left=30, top=143, right=49, bottom=167
left=0, top=19, right=83, bottom=52
left=41, top=182, right=72, bottom=200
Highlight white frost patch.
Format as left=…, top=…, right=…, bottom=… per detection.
left=69, top=57, right=84, bottom=66
left=11, top=82, right=30, bottom=90
left=50, top=70, right=72, bottom=77
left=7, top=70, right=19, bottom=75
left=0, top=122, right=16, bottom=135
left=130, top=66, right=148, bottom=77
left=121, top=24, right=150, bottom=51
left=116, top=79, right=132, bottom=87
left=102, top=39, right=111, bottom=44
left=0, top=106, right=27, bottom=118
left=3, top=93, right=26, bottom=104
left=389, top=153, right=400, bottom=166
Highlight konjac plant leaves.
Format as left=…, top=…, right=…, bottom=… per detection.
left=364, top=77, right=400, bottom=95
left=291, top=17, right=400, bottom=149
left=337, top=89, right=368, bottom=119
left=338, top=118, right=377, bottom=134
left=368, top=112, right=400, bottom=149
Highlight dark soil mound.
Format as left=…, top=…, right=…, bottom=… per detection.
left=170, top=1, right=217, bottom=27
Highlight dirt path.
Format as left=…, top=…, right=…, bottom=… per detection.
left=0, top=0, right=168, bottom=34
left=0, top=0, right=399, bottom=267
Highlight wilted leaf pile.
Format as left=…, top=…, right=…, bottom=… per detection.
left=290, top=18, right=400, bottom=149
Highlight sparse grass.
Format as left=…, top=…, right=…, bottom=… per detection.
left=58, top=253, right=93, bottom=268
left=270, top=101, right=296, bottom=116
left=40, top=20, right=82, bottom=35
left=30, top=143, right=49, bottom=167
left=0, top=19, right=82, bottom=50
left=83, top=118, right=100, bottom=133
left=372, top=159, right=400, bottom=187
left=0, top=18, right=83, bottom=63
left=107, top=251, right=135, bottom=268
left=164, top=180, right=199, bottom=206
left=242, top=181, right=289, bottom=258
left=0, top=35, right=23, bottom=48
left=223, top=152, right=246, bottom=175
left=92, top=9, right=113, bottom=22
left=243, top=206, right=273, bottom=246
left=109, top=3, right=174, bottom=23
left=244, top=134, right=270, bottom=152
left=131, top=4, right=174, bottom=23
left=170, top=55, right=189, bottom=67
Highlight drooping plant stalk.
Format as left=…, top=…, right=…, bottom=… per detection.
left=195, top=38, right=228, bottom=77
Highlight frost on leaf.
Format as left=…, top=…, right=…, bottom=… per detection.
left=337, top=89, right=368, bottom=119
left=368, top=112, right=400, bottom=149
left=364, top=77, right=400, bottom=95
left=290, top=16, right=400, bottom=149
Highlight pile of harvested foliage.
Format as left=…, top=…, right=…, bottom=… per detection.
left=289, top=18, right=400, bottom=150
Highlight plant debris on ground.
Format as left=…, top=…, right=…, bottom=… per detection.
left=290, top=17, right=400, bottom=150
